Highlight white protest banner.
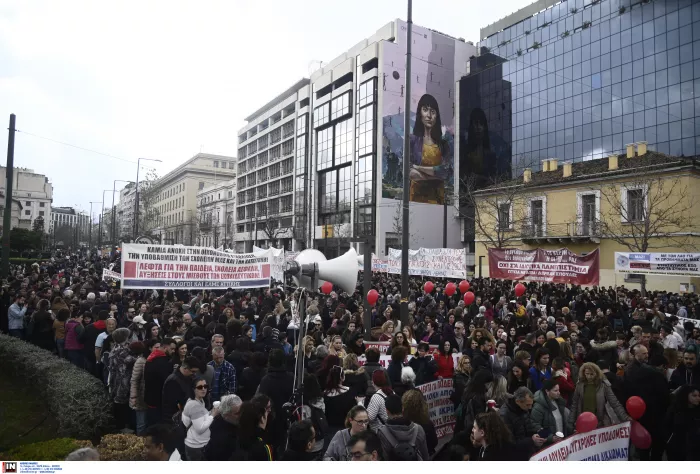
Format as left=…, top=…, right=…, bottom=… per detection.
left=678, top=316, right=700, bottom=329
left=357, top=254, right=387, bottom=272
left=253, top=246, right=285, bottom=282
left=417, top=379, right=455, bottom=442
left=121, top=244, right=271, bottom=290
left=615, top=252, right=700, bottom=276
left=387, top=247, right=467, bottom=279
left=530, top=422, right=631, bottom=461
left=102, top=268, right=121, bottom=282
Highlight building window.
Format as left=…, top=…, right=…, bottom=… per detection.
left=627, top=189, right=644, bottom=222
left=317, top=128, right=333, bottom=170
left=358, top=79, right=376, bottom=108
left=269, top=180, right=280, bottom=196
left=313, top=103, right=330, bottom=128
left=297, top=114, right=308, bottom=136
left=39, top=202, right=45, bottom=207
left=39, top=211, right=44, bottom=216
left=269, top=198, right=279, bottom=215
left=356, top=105, right=374, bottom=156
left=25, top=201, right=31, bottom=206
left=334, top=120, right=352, bottom=166
left=318, top=165, right=352, bottom=218
left=25, top=210, right=30, bottom=216
left=282, top=139, right=294, bottom=156
left=498, top=202, right=512, bottom=230
left=529, top=199, right=544, bottom=236
left=199, top=182, right=205, bottom=190
left=229, top=162, right=235, bottom=169
left=214, top=161, right=219, bottom=168
left=269, top=145, right=281, bottom=161
left=281, top=195, right=292, bottom=213
left=331, top=92, right=351, bottom=121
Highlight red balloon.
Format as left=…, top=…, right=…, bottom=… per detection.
left=463, top=291, right=475, bottom=306
left=424, top=281, right=434, bottom=294
left=445, top=282, right=456, bottom=296
left=321, top=281, right=333, bottom=295
left=514, top=282, right=526, bottom=297
left=367, top=289, right=379, bottom=306
left=575, top=412, right=598, bottom=433
left=625, top=396, right=646, bottom=421
left=459, top=280, right=470, bottom=293
left=630, top=421, right=652, bottom=450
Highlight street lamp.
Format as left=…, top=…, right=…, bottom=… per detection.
left=134, top=158, right=162, bottom=239
left=89, top=201, right=101, bottom=249
left=100, top=190, right=112, bottom=248
left=112, top=180, right=134, bottom=247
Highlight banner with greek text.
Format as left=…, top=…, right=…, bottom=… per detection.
left=121, top=244, right=271, bottom=290
left=530, top=422, right=631, bottom=461
left=387, top=247, right=467, bottom=279
left=417, top=379, right=456, bottom=442
left=253, top=246, right=285, bottom=283
left=357, top=254, right=388, bottom=273
left=489, top=248, right=600, bottom=285
left=615, top=252, right=700, bottom=276
left=102, top=268, right=121, bottom=283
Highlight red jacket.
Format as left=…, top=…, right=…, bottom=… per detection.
left=433, top=352, right=454, bottom=379
left=553, top=367, right=575, bottom=403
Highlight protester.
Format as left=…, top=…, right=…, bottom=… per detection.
left=325, top=406, right=369, bottom=461
left=376, top=394, right=429, bottom=460
left=182, top=378, right=217, bottom=461
left=530, top=380, right=570, bottom=446
left=204, top=394, right=242, bottom=461
left=663, top=384, right=700, bottom=461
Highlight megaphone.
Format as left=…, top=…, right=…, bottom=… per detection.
left=289, top=247, right=359, bottom=294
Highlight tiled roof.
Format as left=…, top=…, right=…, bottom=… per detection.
left=478, top=151, right=699, bottom=193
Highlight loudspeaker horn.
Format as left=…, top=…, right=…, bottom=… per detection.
left=293, top=249, right=327, bottom=290
left=316, top=247, right=359, bottom=294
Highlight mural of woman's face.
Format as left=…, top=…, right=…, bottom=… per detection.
left=472, top=117, right=486, bottom=141
left=420, top=104, right=437, bottom=130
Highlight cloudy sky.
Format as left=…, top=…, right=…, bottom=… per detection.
left=0, top=0, right=528, bottom=218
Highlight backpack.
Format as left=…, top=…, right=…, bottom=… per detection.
left=381, top=425, right=421, bottom=461
left=303, top=404, right=329, bottom=443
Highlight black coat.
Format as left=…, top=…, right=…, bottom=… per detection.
left=499, top=399, right=536, bottom=443
left=143, top=352, right=174, bottom=408
left=161, top=369, right=193, bottom=421
left=669, top=365, right=700, bottom=391
left=408, top=356, right=438, bottom=386
left=623, top=360, right=669, bottom=436
left=205, top=415, right=238, bottom=461
left=471, top=349, right=491, bottom=374
left=664, top=406, right=700, bottom=461
left=81, top=320, right=107, bottom=362
left=257, top=368, right=295, bottom=448
left=238, top=366, right=266, bottom=401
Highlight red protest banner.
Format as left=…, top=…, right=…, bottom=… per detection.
left=488, top=248, right=600, bottom=285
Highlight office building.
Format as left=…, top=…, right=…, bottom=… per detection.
left=196, top=179, right=236, bottom=248
left=51, top=207, right=91, bottom=244
left=0, top=166, right=53, bottom=232
left=149, top=153, right=236, bottom=245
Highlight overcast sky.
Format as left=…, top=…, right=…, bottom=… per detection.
left=0, top=0, right=529, bottom=218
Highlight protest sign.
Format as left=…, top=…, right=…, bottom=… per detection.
left=386, top=247, right=467, bottom=279
left=102, top=268, right=121, bottom=283
left=615, top=252, right=700, bottom=276
left=489, top=248, right=600, bottom=285
left=357, top=254, right=388, bottom=273
left=417, top=379, right=455, bottom=442
left=253, top=246, right=285, bottom=282
left=121, top=244, right=271, bottom=290
left=530, top=422, right=630, bottom=461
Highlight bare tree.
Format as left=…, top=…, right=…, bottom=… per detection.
left=137, top=169, right=161, bottom=237
left=258, top=213, right=290, bottom=248
left=595, top=175, right=697, bottom=295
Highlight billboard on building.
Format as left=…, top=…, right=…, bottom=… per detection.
left=381, top=21, right=456, bottom=205
left=615, top=252, right=700, bottom=276
left=489, top=248, right=600, bottom=285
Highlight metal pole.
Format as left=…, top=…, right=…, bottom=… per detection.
left=400, top=0, right=412, bottom=327
left=1, top=114, right=15, bottom=277
left=443, top=197, right=447, bottom=248
left=98, top=212, right=102, bottom=249
left=134, top=158, right=141, bottom=238
left=89, top=202, right=93, bottom=249
left=111, top=180, right=117, bottom=248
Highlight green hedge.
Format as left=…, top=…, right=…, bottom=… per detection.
left=1, top=438, right=92, bottom=461
left=0, top=335, right=113, bottom=439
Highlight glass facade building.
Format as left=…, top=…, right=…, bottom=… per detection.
left=460, top=0, right=700, bottom=180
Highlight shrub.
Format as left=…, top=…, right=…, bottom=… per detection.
left=97, top=434, right=144, bottom=461
left=1, top=438, right=93, bottom=461
left=0, top=335, right=113, bottom=439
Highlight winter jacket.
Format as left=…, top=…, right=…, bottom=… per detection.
left=623, top=360, right=669, bottom=436
left=8, top=302, right=27, bottom=330
left=471, top=349, right=491, bottom=374
left=144, top=350, right=174, bottom=408
left=499, top=398, right=537, bottom=443
left=324, top=387, right=357, bottom=430
left=64, top=319, right=84, bottom=351
left=669, top=364, right=700, bottom=390
left=162, top=369, right=194, bottom=422
left=452, top=372, right=470, bottom=407
left=588, top=340, right=618, bottom=368
left=81, top=320, right=106, bottom=363
left=434, top=352, right=454, bottom=379
left=568, top=378, right=630, bottom=432
left=108, top=344, right=136, bottom=404
left=30, top=309, right=54, bottom=350
left=204, top=415, right=238, bottom=461
left=363, top=362, right=390, bottom=398
left=664, top=405, right=700, bottom=461
left=129, top=356, right=148, bottom=410
left=377, top=417, right=429, bottom=460
left=552, top=368, right=575, bottom=403
left=257, top=368, right=295, bottom=448
left=324, top=428, right=352, bottom=461
left=343, top=368, right=367, bottom=399
left=530, top=390, right=571, bottom=444
left=408, top=355, right=438, bottom=386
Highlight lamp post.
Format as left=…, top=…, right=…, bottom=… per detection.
left=89, top=201, right=101, bottom=249
left=100, top=189, right=112, bottom=249
left=112, top=180, right=134, bottom=248
left=400, top=0, right=413, bottom=327
left=134, top=158, right=162, bottom=239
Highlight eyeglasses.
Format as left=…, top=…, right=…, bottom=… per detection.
left=350, top=451, right=371, bottom=459
left=195, top=385, right=208, bottom=390
left=352, top=419, right=369, bottom=425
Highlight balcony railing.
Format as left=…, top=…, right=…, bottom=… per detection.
left=573, top=220, right=601, bottom=237
left=520, top=221, right=601, bottom=242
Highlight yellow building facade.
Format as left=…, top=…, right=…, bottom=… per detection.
left=473, top=144, right=700, bottom=292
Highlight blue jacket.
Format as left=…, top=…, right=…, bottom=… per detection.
left=8, top=303, right=26, bottom=330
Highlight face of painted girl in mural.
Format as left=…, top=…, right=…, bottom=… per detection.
left=420, top=104, right=437, bottom=130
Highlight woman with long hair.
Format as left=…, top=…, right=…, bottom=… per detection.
left=460, top=369, right=493, bottom=434
left=529, top=348, right=552, bottom=391
left=551, top=357, right=575, bottom=403
left=366, top=370, right=393, bottom=432
left=568, top=362, right=630, bottom=430
left=342, top=354, right=367, bottom=397
left=507, top=360, right=532, bottom=393
left=402, top=390, right=438, bottom=456
left=421, top=320, right=441, bottom=345
left=434, top=339, right=455, bottom=379
left=324, top=366, right=357, bottom=441
left=485, top=375, right=511, bottom=408
left=409, top=93, right=451, bottom=204
left=230, top=401, right=273, bottom=460
left=324, top=405, right=369, bottom=461
left=53, top=308, right=70, bottom=358
left=559, top=341, right=579, bottom=383
left=182, top=378, right=217, bottom=461
left=316, top=354, right=341, bottom=390
left=328, top=335, right=347, bottom=359
left=403, top=325, right=417, bottom=346
left=379, top=320, right=395, bottom=342
left=387, top=345, right=407, bottom=387
left=172, top=340, right=188, bottom=369
left=390, top=331, right=411, bottom=354
left=664, top=385, right=700, bottom=460
left=471, top=411, right=519, bottom=460
left=452, top=355, right=472, bottom=408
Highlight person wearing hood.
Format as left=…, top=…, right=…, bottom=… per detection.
left=530, top=380, right=571, bottom=446
left=256, top=349, right=294, bottom=450
left=568, top=362, right=630, bottom=431
left=377, top=394, right=429, bottom=460
left=254, top=325, right=282, bottom=353
left=81, top=310, right=109, bottom=375
left=144, top=337, right=176, bottom=427
left=588, top=327, right=618, bottom=368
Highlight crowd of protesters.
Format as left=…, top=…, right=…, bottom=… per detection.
left=3, top=250, right=700, bottom=461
